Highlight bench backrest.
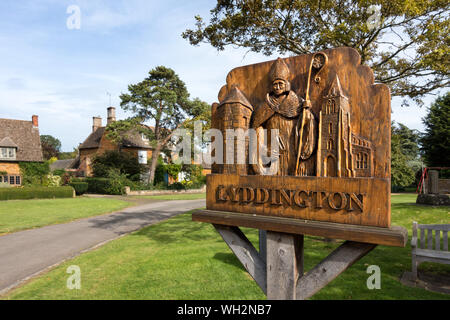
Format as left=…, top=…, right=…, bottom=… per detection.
left=412, top=222, right=449, bottom=251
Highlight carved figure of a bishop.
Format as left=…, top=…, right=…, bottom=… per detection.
left=251, top=58, right=316, bottom=176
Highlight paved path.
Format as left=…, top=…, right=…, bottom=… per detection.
left=0, top=199, right=205, bottom=294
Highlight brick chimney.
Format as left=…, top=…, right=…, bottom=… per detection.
left=107, top=107, right=116, bottom=125
left=32, top=115, right=38, bottom=128
left=93, top=116, right=102, bottom=132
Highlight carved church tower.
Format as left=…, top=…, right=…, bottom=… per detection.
left=317, top=75, right=354, bottom=177
left=211, top=86, right=253, bottom=175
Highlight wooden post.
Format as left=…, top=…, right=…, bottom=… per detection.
left=259, top=230, right=267, bottom=264
left=266, top=231, right=304, bottom=300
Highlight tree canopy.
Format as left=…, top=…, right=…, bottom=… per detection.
left=40, top=135, right=62, bottom=160
left=183, top=0, right=449, bottom=104
left=107, top=66, right=210, bottom=184
left=420, top=91, right=450, bottom=167
left=391, top=121, right=422, bottom=189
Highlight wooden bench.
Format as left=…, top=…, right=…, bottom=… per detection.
left=411, top=222, right=450, bottom=280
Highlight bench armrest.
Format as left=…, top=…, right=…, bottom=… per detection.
left=411, top=237, right=417, bottom=248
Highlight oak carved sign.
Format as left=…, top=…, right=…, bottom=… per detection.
left=207, top=47, right=391, bottom=228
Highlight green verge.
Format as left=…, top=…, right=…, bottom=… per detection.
left=0, top=198, right=131, bottom=236
left=3, top=194, right=449, bottom=300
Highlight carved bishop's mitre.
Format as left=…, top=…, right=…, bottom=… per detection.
left=269, top=58, right=291, bottom=91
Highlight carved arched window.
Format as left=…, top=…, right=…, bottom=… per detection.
left=327, top=139, right=333, bottom=150
left=328, top=122, right=333, bottom=134
left=326, top=99, right=335, bottom=114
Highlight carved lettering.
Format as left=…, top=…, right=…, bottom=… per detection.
left=227, top=187, right=240, bottom=202
left=242, top=187, right=255, bottom=203
left=216, top=185, right=227, bottom=201
left=348, top=193, right=364, bottom=212
left=280, top=189, right=293, bottom=206
left=216, top=185, right=365, bottom=214
left=294, top=190, right=311, bottom=208
left=255, top=188, right=270, bottom=204
left=328, top=192, right=348, bottom=210
left=315, top=191, right=327, bottom=208
left=271, top=189, right=282, bottom=206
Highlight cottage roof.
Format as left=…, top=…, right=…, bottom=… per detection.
left=49, top=159, right=77, bottom=171
left=0, top=118, right=43, bottom=162
left=0, top=137, right=18, bottom=148
left=78, top=127, right=153, bottom=150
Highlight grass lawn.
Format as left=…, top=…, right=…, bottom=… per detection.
left=0, top=197, right=131, bottom=236
left=3, top=194, right=449, bottom=300
left=130, top=193, right=206, bottom=201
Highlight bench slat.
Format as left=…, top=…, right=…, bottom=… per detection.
left=444, top=231, right=448, bottom=251
left=420, top=228, right=425, bottom=249
left=427, top=229, right=433, bottom=250
left=417, top=224, right=450, bottom=231
left=413, top=248, right=450, bottom=260
left=435, top=230, right=440, bottom=250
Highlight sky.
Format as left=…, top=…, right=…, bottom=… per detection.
left=0, top=0, right=442, bottom=151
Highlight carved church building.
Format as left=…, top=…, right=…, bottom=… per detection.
left=316, top=75, right=373, bottom=178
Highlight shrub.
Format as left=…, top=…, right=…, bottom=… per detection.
left=69, top=182, right=89, bottom=195
left=168, top=182, right=186, bottom=190
left=53, top=169, right=66, bottom=176
left=92, top=150, right=144, bottom=181
left=42, top=173, right=62, bottom=187
left=85, top=177, right=112, bottom=194
left=85, top=170, right=130, bottom=195
left=19, top=161, right=50, bottom=186
left=0, top=186, right=74, bottom=201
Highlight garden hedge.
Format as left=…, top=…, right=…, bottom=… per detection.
left=69, top=182, right=89, bottom=195
left=0, top=186, right=75, bottom=201
left=85, top=177, right=124, bottom=195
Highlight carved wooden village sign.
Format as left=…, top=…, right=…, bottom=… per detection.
left=193, top=47, right=407, bottom=300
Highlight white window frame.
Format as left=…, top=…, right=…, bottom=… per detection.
left=138, top=150, right=148, bottom=164
left=0, top=147, right=16, bottom=160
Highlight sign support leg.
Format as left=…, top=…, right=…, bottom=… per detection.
left=266, top=231, right=304, bottom=300
left=210, top=222, right=380, bottom=300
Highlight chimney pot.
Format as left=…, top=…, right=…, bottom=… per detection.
left=93, top=116, right=102, bottom=132
left=107, top=107, right=116, bottom=125
left=32, top=115, right=39, bottom=128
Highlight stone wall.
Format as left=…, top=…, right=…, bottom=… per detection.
left=438, top=179, right=450, bottom=194
left=0, top=162, right=20, bottom=175
left=124, top=185, right=206, bottom=196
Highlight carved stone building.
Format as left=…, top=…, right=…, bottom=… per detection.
left=212, top=86, right=253, bottom=175
left=316, top=75, right=372, bottom=178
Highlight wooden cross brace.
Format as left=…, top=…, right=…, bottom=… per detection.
left=213, top=224, right=376, bottom=300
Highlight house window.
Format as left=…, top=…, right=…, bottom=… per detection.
left=138, top=150, right=148, bottom=164
left=2, top=176, right=7, bottom=183
left=16, top=176, right=21, bottom=185
left=0, top=147, right=16, bottom=160
left=9, top=176, right=15, bottom=185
